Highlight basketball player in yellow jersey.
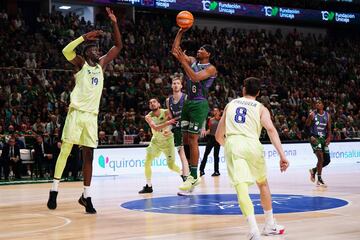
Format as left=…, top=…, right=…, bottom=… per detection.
left=138, top=98, right=181, bottom=193
left=47, top=7, right=122, bottom=214
left=215, top=77, right=289, bottom=240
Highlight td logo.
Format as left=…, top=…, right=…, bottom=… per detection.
left=98, top=155, right=110, bottom=168
left=264, top=6, right=279, bottom=17
left=321, top=11, right=335, bottom=21
left=202, top=0, right=218, bottom=11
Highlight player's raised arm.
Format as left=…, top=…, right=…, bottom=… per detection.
left=172, top=28, right=195, bottom=65
left=305, top=111, right=315, bottom=128
left=62, top=30, right=102, bottom=68
left=99, top=7, right=122, bottom=69
left=172, top=47, right=217, bottom=82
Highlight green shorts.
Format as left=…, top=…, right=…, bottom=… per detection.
left=181, top=100, right=209, bottom=134
left=172, top=127, right=183, bottom=147
left=225, top=135, right=266, bottom=186
left=311, top=136, right=329, bottom=153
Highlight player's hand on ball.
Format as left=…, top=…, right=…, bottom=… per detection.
left=83, top=30, right=103, bottom=41
left=179, top=27, right=190, bottom=33
left=106, top=7, right=117, bottom=23
left=280, top=157, right=289, bottom=172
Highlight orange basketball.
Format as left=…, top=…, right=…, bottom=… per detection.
left=176, top=11, right=194, bottom=29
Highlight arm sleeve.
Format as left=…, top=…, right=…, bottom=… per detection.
left=62, top=36, right=85, bottom=61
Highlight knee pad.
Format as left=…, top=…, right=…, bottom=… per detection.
left=323, top=152, right=331, bottom=167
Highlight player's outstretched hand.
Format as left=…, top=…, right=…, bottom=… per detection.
left=83, top=30, right=103, bottom=41
left=172, top=47, right=187, bottom=63
left=106, top=7, right=117, bottom=23
left=280, top=157, right=289, bottom=172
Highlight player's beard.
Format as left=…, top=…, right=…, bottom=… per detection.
left=93, top=56, right=100, bottom=63
left=151, top=107, right=159, bottom=112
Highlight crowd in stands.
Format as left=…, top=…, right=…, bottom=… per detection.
left=0, top=7, right=359, bottom=159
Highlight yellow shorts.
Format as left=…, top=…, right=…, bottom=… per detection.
left=61, top=108, right=98, bottom=148
left=225, top=135, right=266, bottom=186
left=146, top=137, right=175, bottom=163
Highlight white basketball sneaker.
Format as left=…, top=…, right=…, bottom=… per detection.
left=247, top=232, right=261, bottom=240
left=262, top=220, right=285, bottom=236
left=177, top=190, right=193, bottom=196
left=178, top=175, right=201, bottom=191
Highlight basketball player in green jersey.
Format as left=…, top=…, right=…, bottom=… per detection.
left=47, top=8, right=122, bottom=213
left=172, top=28, right=217, bottom=192
left=216, top=77, right=289, bottom=240
left=166, top=76, right=189, bottom=181
left=306, top=99, right=332, bottom=187
left=138, top=98, right=181, bottom=193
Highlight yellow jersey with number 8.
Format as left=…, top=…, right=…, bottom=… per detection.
left=70, top=61, right=104, bottom=114
left=225, top=97, right=262, bottom=139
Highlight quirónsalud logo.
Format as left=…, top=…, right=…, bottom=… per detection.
left=98, top=155, right=109, bottom=168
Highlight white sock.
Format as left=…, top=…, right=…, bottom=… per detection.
left=146, top=180, right=152, bottom=187
left=84, top=186, right=91, bottom=198
left=247, top=214, right=260, bottom=235
left=51, top=179, right=60, bottom=192
left=264, top=209, right=275, bottom=226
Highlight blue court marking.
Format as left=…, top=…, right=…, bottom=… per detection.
left=121, top=194, right=348, bottom=215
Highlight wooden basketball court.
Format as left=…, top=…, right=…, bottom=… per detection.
left=0, top=163, right=359, bottom=240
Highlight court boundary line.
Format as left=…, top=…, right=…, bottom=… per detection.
left=0, top=213, right=72, bottom=238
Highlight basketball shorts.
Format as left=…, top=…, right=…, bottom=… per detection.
left=62, top=107, right=98, bottom=148
left=225, top=135, right=266, bottom=186
left=172, top=127, right=183, bottom=148
left=181, top=100, right=209, bottom=134
left=311, top=136, right=329, bottom=153
left=146, top=136, right=175, bottom=163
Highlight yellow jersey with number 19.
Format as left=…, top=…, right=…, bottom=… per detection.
left=69, top=61, right=104, bottom=114
left=225, top=97, right=263, bottom=139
